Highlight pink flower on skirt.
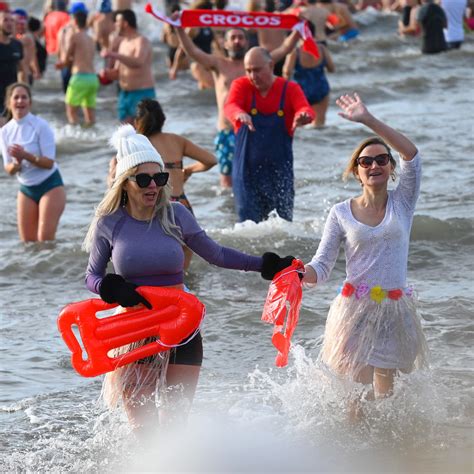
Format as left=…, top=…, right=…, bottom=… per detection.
left=355, top=283, right=370, bottom=299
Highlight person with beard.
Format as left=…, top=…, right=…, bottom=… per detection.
left=174, top=25, right=302, bottom=189
left=0, top=9, right=26, bottom=126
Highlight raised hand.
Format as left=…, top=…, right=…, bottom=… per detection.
left=336, top=93, right=371, bottom=124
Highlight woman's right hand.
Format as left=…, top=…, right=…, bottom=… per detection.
left=8, top=144, right=26, bottom=162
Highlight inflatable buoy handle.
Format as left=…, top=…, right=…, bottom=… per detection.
left=57, top=287, right=205, bottom=377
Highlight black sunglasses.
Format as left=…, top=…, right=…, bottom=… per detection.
left=356, top=153, right=391, bottom=169
left=128, top=172, right=169, bottom=188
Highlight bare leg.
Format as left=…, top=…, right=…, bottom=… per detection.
left=190, top=62, right=214, bottom=90
left=312, top=94, right=330, bottom=128
left=374, top=367, right=396, bottom=399
left=17, top=191, right=39, bottom=242
left=66, top=104, right=79, bottom=125
left=83, top=107, right=96, bottom=126
left=37, top=186, right=66, bottom=241
left=348, top=365, right=374, bottom=423
left=160, top=364, right=201, bottom=427
left=220, top=174, right=232, bottom=189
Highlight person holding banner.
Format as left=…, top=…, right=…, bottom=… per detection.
left=224, top=46, right=314, bottom=223
left=172, top=19, right=302, bottom=189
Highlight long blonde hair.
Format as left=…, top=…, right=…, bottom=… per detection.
left=83, top=166, right=183, bottom=252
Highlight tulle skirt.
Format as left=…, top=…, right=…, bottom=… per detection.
left=320, top=289, right=429, bottom=379
left=100, top=338, right=170, bottom=410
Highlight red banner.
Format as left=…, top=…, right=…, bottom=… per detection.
left=145, top=3, right=319, bottom=58
left=180, top=9, right=300, bottom=29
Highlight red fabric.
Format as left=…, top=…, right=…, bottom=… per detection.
left=262, top=259, right=304, bottom=367
left=224, top=76, right=315, bottom=137
left=180, top=9, right=300, bottom=29
left=43, top=11, right=69, bottom=55
left=341, top=282, right=355, bottom=297
left=388, top=289, right=403, bottom=300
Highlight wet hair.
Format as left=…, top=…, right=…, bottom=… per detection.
left=191, top=0, right=214, bottom=9
left=73, top=11, right=87, bottom=28
left=3, top=82, right=32, bottom=122
left=224, top=27, right=248, bottom=39
left=264, top=0, right=276, bottom=12
left=135, top=99, right=166, bottom=136
left=118, top=9, right=137, bottom=29
left=28, top=16, right=42, bottom=33
left=214, top=0, right=228, bottom=9
left=342, top=136, right=397, bottom=182
left=169, top=2, right=181, bottom=13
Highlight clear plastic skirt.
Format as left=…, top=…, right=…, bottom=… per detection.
left=100, top=337, right=170, bottom=410
left=320, top=292, right=429, bottom=379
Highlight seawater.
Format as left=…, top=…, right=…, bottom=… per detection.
left=1, top=1, right=473, bottom=472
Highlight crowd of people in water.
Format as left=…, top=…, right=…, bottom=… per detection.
left=0, top=0, right=469, bottom=438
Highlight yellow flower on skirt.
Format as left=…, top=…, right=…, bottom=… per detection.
left=370, top=286, right=386, bottom=304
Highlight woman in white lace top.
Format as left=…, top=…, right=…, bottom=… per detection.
left=302, top=93, right=428, bottom=420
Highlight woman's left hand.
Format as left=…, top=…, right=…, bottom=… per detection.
left=8, top=144, right=27, bottom=162
left=336, top=93, right=371, bottom=124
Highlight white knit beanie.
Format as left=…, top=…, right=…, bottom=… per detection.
left=111, top=124, right=164, bottom=178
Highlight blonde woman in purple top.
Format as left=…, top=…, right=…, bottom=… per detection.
left=302, top=93, right=428, bottom=421
left=83, top=124, right=294, bottom=435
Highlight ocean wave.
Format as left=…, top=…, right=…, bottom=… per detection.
left=411, top=215, right=473, bottom=243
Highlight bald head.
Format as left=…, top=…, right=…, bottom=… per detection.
left=244, top=47, right=272, bottom=66
left=244, top=47, right=274, bottom=94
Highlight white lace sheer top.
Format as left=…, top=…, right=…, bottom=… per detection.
left=308, top=153, right=421, bottom=290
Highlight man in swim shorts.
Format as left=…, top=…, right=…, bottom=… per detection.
left=175, top=25, right=301, bottom=188
left=101, top=9, right=156, bottom=123
left=61, top=9, right=99, bottom=126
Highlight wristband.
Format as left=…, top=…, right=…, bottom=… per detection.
left=35, top=155, right=40, bottom=163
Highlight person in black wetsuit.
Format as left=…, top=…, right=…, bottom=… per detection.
left=28, top=17, right=48, bottom=76
left=0, top=10, right=25, bottom=124
left=416, top=0, right=447, bottom=53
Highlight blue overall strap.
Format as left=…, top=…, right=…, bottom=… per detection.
left=278, top=80, right=289, bottom=113
left=250, top=80, right=289, bottom=115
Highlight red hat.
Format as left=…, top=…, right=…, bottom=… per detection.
left=0, top=2, right=10, bottom=12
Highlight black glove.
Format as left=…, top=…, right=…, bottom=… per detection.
left=99, top=273, right=152, bottom=309
left=261, top=252, right=296, bottom=281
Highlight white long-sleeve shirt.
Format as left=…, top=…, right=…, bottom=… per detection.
left=309, top=154, right=422, bottom=290
left=0, top=113, right=58, bottom=186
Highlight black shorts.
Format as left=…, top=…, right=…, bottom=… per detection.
left=137, top=331, right=203, bottom=366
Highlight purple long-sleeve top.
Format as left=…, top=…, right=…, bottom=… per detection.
left=85, top=202, right=263, bottom=293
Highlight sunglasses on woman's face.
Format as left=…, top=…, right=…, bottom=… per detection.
left=356, top=153, right=391, bottom=169
left=128, top=172, right=169, bottom=188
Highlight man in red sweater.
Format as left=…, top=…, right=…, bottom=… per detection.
left=224, top=46, right=314, bottom=223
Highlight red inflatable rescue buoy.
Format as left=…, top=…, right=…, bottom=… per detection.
left=57, top=286, right=205, bottom=377
left=262, top=259, right=304, bottom=367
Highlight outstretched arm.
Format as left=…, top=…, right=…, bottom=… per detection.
left=182, top=137, right=217, bottom=181
left=270, top=30, right=300, bottom=64
left=175, top=27, right=218, bottom=71
left=336, top=93, right=417, bottom=161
